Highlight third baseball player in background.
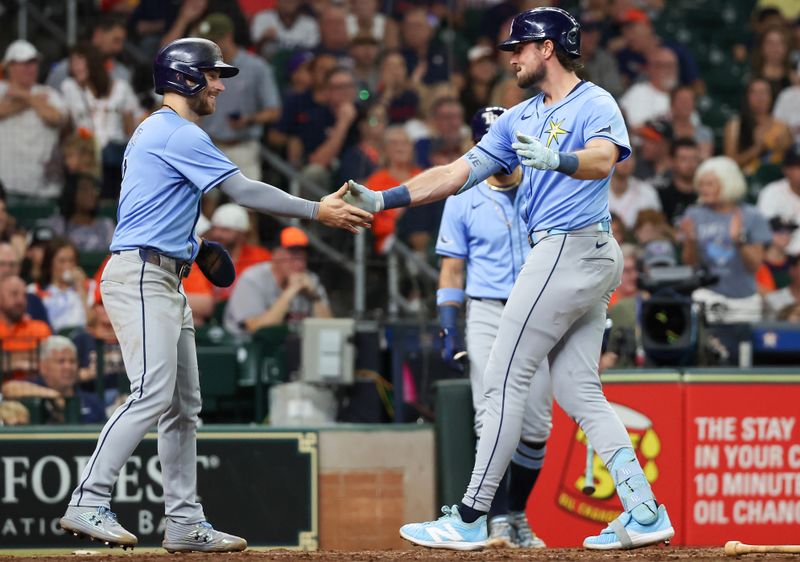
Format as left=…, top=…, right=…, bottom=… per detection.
left=343, top=6, right=675, bottom=551
left=437, top=106, right=551, bottom=549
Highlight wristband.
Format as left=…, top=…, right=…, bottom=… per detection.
left=381, top=184, right=411, bottom=209
left=556, top=152, right=579, bottom=174
left=436, top=288, right=465, bottom=306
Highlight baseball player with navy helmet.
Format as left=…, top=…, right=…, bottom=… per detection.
left=437, top=106, right=551, bottom=549
left=58, top=38, right=371, bottom=552
left=343, top=7, right=674, bottom=550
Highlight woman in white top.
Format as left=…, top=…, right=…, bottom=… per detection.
left=35, top=238, right=91, bottom=333
left=59, top=43, right=141, bottom=196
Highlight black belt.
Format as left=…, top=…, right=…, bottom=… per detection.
left=113, top=249, right=192, bottom=278
left=471, top=297, right=508, bottom=305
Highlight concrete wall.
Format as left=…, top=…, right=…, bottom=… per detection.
left=318, top=427, right=435, bottom=549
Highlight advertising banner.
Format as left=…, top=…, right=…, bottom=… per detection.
left=525, top=372, right=684, bottom=547
left=0, top=429, right=318, bottom=549
left=683, top=372, right=800, bottom=545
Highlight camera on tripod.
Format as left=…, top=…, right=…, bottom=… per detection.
left=636, top=240, right=718, bottom=366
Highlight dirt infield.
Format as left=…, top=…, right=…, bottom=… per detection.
left=2, top=547, right=800, bottom=561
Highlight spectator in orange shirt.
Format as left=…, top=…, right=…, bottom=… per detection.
left=0, top=275, right=52, bottom=377
left=205, top=203, right=271, bottom=300
left=364, top=126, right=421, bottom=253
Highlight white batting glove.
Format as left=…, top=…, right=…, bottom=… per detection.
left=512, top=131, right=560, bottom=170
left=344, top=180, right=384, bottom=213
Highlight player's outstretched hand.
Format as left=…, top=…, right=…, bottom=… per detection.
left=512, top=131, right=560, bottom=170
left=318, top=183, right=373, bottom=233
left=344, top=180, right=384, bottom=213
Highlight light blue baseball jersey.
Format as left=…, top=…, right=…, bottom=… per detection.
left=473, top=81, right=631, bottom=234
left=436, top=182, right=529, bottom=300
left=110, top=109, right=239, bottom=261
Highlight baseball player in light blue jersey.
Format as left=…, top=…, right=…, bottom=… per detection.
left=437, top=106, right=550, bottom=549
left=342, top=7, right=674, bottom=551
left=58, top=38, right=371, bottom=553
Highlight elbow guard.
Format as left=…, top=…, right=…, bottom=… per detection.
left=457, top=147, right=504, bottom=195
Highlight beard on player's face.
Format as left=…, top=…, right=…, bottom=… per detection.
left=517, top=63, right=546, bottom=89
left=512, top=43, right=546, bottom=89
left=187, top=89, right=216, bottom=116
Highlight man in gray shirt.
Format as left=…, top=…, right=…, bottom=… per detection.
left=224, top=226, right=332, bottom=335
left=198, top=13, right=281, bottom=181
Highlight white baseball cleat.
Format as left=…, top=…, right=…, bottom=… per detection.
left=162, top=520, right=247, bottom=553
left=583, top=504, right=674, bottom=550
left=59, top=506, right=137, bottom=549
left=400, top=505, right=488, bottom=551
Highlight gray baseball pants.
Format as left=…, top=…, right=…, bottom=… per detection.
left=466, top=298, right=552, bottom=443
left=462, top=229, right=632, bottom=512
left=69, top=251, right=205, bottom=524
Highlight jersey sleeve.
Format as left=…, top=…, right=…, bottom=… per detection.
left=435, top=196, right=469, bottom=258
left=474, top=109, right=519, bottom=175
left=582, top=93, right=632, bottom=162
left=162, top=124, right=239, bottom=193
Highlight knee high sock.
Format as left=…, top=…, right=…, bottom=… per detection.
left=508, top=440, right=546, bottom=513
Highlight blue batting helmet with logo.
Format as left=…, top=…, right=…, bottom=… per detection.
left=153, top=38, right=239, bottom=96
left=470, top=106, right=506, bottom=143
left=498, top=7, right=581, bottom=58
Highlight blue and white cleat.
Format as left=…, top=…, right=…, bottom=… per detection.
left=400, top=505, right=488, bottom=550
left=584, top=504, right=674, bottom=550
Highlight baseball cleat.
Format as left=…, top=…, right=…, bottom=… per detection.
left=59, top=506, right=138, bottom=548
left=508, top=511, right=546, bottom=548
left=486, top=515, right=517, bottom=549
left=162, top=520, right=247, bottom=553
left=583, top=504, right=674, bottom=550
left=399, top=505, right=487, bottom=551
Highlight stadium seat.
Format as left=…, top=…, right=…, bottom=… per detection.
left=79, top=251, right=109, bottom=277
left=97, top=201, right=118, bottom=221
left=196, top=345, right=241, bottom=414
left=9, top=201, right=58, bottom=229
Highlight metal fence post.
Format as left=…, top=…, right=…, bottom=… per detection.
left=17, top=0, right=28, bottom=40
left=66, top=0, right=77, bottom=47
left=387, top=250, right=400, bottom=321
left=353, top=227, right=366, bottom=319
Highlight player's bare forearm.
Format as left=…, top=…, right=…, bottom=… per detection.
left=513, top=134, right=621, bottom=180
left=570, top=139, right=619, bottom=180
left=439, top=257, right=465, bottom=301
left=407, top=159, right=471, bottom=206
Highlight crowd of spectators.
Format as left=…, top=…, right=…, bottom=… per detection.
left=2, top=0, right=800, bottom=425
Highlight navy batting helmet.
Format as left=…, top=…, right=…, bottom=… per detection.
left=153, top=38, right=239, bottom=96
left=470, top=106, right=506, bottom=143
left=498, top=7, right=581, bottom=58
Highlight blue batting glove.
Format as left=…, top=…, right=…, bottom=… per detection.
left=440, top=328, right=467, bottom=372
left=438, top=304, right=467, bottom=372
left=344, top=180, right=384, bottom=213
left=512, top=131, right=560, bottom=170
